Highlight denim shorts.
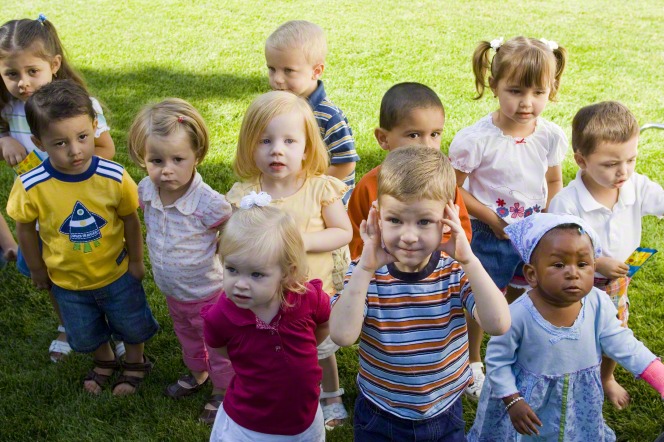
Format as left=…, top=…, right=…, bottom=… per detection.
left=16, top=239, right=43, bottom=277
left=353, top=393, right=466, bottom=442
left=51, top=272, right=159, bottom=353
left=470, top=220, right=524, bottom=290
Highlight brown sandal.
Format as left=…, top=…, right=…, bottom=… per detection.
left=84, top=358, right=121, bottom=394
left=199, top=393, right=225, bottom=425
left=112, top=355, right=153, bottom=395
left=164, top=374, right=209, bottom=399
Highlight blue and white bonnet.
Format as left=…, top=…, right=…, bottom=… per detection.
left=504, top=213, right=602, bottom=264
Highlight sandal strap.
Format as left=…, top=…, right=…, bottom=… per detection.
left=320, top=388, right=345, bottom=400
left=49, top=339, right=72, bottom=355
left=84, top=369, right=113, bottom=388
left=113, top=374, right=144, bottom=390
left=121, top=355, right=153, bottom=373
left=93, top=358, right=121, bottom=370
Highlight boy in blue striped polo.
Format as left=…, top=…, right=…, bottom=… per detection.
left=7, top=80, right=158, bottom=396
left=330, top=147, right=510, bottom=441
left=265, top=20, right=359, bottom=205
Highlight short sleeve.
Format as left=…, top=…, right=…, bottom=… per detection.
left=200, top=189, right=232, bottom=229
left=117, top=170, right=140, bottom=217
left=319, top=175, right=350, bottom=207
left=202, top=300, right=231, bottom=349
left=636, top=174, right=664, bottom=217
left=545, top=122, right=568, bottom=167
left=308, top=279, right=332, bottom=325
left=548, top=190, right=580, bottom=217
left=225, top=181, right=258, bottom=208
left=6, top=179, right=38, bottom=223
left=137, top=177, right=150, bottom=209
left=324, top=113, right=359, bottom=165
left=449, top=129, right=483, bottom=174
left=90, top=97, right=110, bottom=137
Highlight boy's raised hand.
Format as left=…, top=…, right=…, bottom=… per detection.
left=438, top=201, right=474, bottom=265
left=358, top=204, right=395, bottom=272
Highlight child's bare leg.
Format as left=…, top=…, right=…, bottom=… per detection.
left=601, top=355, right=630, bottom=409
left=320, top=354, right=345, bottom=427
left=0, top=216, right=17, bottom=261
left=84, top=342, right=115, bottom=394
left=113, top=342, right=148, bottom=396
left=48, top=289, right=70, bottom=361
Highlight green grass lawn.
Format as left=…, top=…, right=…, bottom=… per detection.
left=2, top=1, right=664, bottom=440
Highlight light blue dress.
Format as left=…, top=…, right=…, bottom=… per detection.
left=468, top=288, right=657, bottom=442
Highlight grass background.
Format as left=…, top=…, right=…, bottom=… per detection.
left=1, top=0, right=664, bottom=440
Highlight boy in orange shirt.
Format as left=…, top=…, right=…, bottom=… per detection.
left=347, top=82, right=485, bottom=398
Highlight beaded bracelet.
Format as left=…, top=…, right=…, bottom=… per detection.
left=505, top=396, right=524, bottom=411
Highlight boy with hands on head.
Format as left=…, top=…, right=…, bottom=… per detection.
left=331, top=147, right=510, bottom=441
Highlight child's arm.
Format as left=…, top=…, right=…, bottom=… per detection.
left=0, top=136, right=28, bottom=166
left=0, top=215, right=17, bottom=261
left=596, top=257, right=629, bottom=279
left=315, top=321, right=330, bottom=346
left=302, top=199, right=352, bottom=253
left=94, top=131, right=115, bottom=160
left=438, top=201, right=510, bottom=335
left=544, top=165, right=563, bottom=210
left=326, top=163, right=355, bottom=181
left=120, top=211, right=145, bottom=280
left=330, top=206, right=395, bottom=347
left=15, top=220, right=50, bottom=289
left=454, top=169, right=508, bottom=239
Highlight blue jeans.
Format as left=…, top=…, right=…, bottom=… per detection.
left=353, top=393, right=466, bottom=441
left=470, top=220, right=524, bottom=290
left=51, top=272, right=159, bottom=352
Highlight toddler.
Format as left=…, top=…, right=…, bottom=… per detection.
left=127, top=98, right=234, bottom=423
left=226, top=90, right=352, bottom=429
left=549, top=101, right=664, bottom=409
left=468, top=213, right=664, bottom=441
left=6, top=80, right=158, bottom=395
left=203, top=202, right=329, bottom=441
left=449, top=36, right=568, bottom=301
left=331, top=146, right=510, bottom=441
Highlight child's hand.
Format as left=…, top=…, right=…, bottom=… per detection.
left=31, top=266, right=51, bottom=290
left=488, top=215, right=509, bottom=240
left=127, top=260, right=146, bottom=281
left=596, top=257, right=629, bottom=279
left=438, top=201, right=474, bottom=265
left=358, top=204, right=395, bottom=272
left=0, top=137, right=28, bottom=166
left=507, top=399, right=542, bottom=436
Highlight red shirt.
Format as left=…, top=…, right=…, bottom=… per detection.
left=202, top=279, right=330, bottom=435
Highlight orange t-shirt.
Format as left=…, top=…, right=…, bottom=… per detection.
left=348, top=165, right=473, bottom=260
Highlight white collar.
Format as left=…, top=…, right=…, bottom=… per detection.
left=142, top=172, right=203, bottom=215
left=571, top=169, right=636, bottom=212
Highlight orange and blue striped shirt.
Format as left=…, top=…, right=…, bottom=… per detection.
left=334, top=251, right=476, bottom=420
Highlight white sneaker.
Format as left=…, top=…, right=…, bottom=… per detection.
left=464, top=362, right=485, bottom=401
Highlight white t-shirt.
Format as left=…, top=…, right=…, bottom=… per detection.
left=449, top=114, right=568, bottom=224
left=548, top=170, right=664, bottom=263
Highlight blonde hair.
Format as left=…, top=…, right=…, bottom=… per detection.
left=572, top=101, right=639, bottom=156
left=127, top=98, right=209, bottom=170
left=219, top=206, right=309, bottom=304
left=472, top=36, right=566, bottom=100
left=265, top=20, right=327, bottom=65
left=234, top=91, right=329, bottom=181
left=378, top=146, right=456, bottom=203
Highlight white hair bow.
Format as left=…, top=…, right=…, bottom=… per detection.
left=239, top=191, right=272, bottom=209
left=540, top=38, right=559, bottom=51
left=490, top=37, right=503, bottom=50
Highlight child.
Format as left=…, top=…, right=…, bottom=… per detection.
left=0, top=215, right=17, bottom=266
left=265, top=20, right=359, bottom=204
left=549, top=101, right=664, bottom=409
left=226, top=90, right=353, bottom=429
left=468, top=213, right=664, bottom=441
left=331, top=147, right=510, bottom=441
left=203, top=202, right=329, bottom=441
left=0, top=15, right=116, bottom=361
left=127, top=98, right=234, bottom=423
left=449, top=36, right=568, bottom=300
left=346, top=82, right=485, bottom=400
left=6, top=80, right=158, bottom=395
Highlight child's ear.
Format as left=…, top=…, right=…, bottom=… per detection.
left=92, top=118, right=98, bottom=131
left=374, top=128, right=390, bottom=151
left=312, top=63, right=324, bottom=80
left=522, top=263, right=538, bottom=288
left=573, top=152, right=587, bottom=170
left=50, top=54, right=62, bottom=77
left=31, top=135, right=45, bottom=152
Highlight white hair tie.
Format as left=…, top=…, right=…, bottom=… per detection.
left=239, top=191, right=272, bottom=210
left=540, top=38, right=558, bottom=51
left=490, top=37, right=503, bottom=51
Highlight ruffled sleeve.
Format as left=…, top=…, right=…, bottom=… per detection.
left=449, top=127, right=484, bottom=174
left=544, top=121, right=568, bottom=167
left=308, top=279, right=331, bottom=324
left=200, top=188, right=232, bottom=229
left=318, top=175, right=350, bottom=207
